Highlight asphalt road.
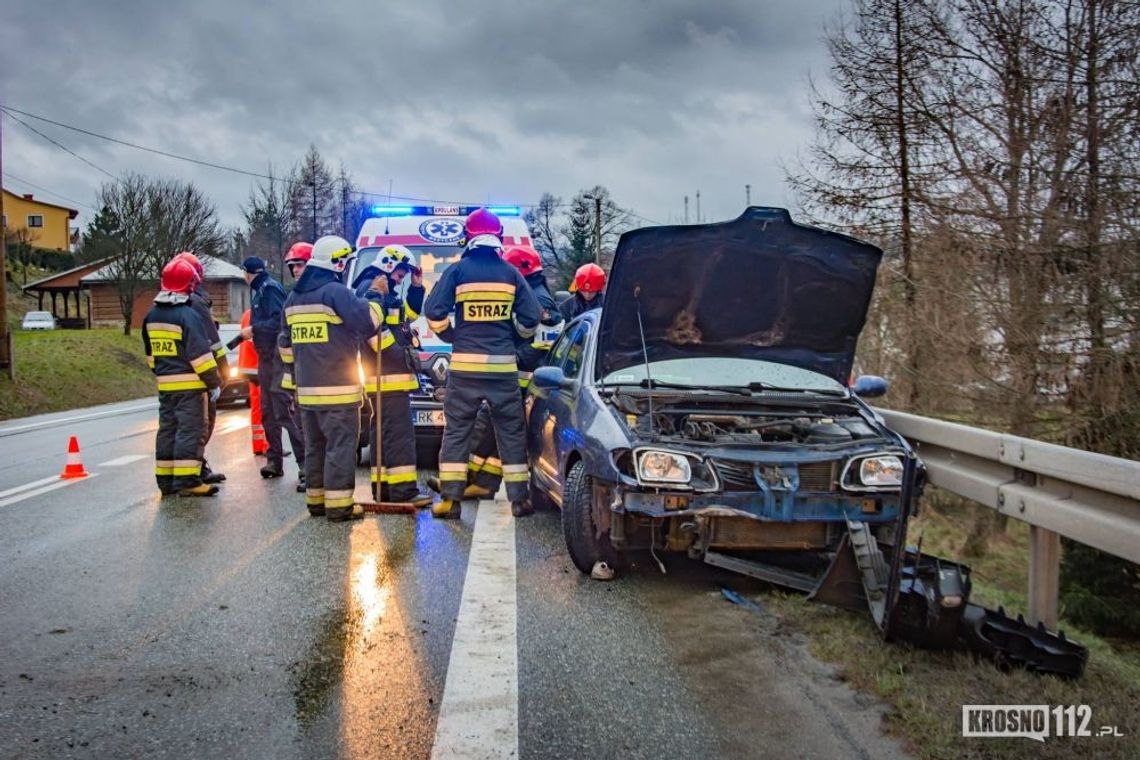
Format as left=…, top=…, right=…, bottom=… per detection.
left=0, top=400, right=910, bottom=759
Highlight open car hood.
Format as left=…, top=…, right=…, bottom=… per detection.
left=595, top=207, right=882, bottom=384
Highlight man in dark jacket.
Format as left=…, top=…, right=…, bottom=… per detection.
left=143, top=258, right=224, bottom=497
left=278, top=236, right=384, bottom=522
left=423, top=209, right=541, bottom=519
left=240, top=256, right=305, bottom=486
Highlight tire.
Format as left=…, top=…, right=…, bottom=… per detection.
left=561, top=461, right=619, bottom=575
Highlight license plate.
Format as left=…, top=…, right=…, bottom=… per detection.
left=414, top=410, right=445, bottom=427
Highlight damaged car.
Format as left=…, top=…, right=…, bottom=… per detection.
left=526, top=207, right=1087, bottom=677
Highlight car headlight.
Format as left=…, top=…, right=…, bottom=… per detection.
left=842, top=454, right=904, bottom=490
left=636, top=450, right=692, bottom=484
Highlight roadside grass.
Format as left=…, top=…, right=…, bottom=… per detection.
left=759, top=492, right=1140, bottom=759
left=0, top=328, right=154, bottom=420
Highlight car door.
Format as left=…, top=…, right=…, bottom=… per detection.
left=534, top=320, right=591, bottom=497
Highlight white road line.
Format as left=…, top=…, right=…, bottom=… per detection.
left=0, top=474, right=98, bottom=508
left=97, top=454, right=149, bottom=467
left=431, top=500, right=519, bottom=760
left=0, top=475, right=61, bottom=499
left=0, top=401, right=157, bottom=436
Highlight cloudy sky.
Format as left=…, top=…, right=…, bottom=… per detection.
left=1, top=0, right=848, bottom=232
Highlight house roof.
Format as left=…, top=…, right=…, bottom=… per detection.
left=80, top=254, right=246, bottom=283
left=2, top=188, right=80, bottom=220
left=23, top=257, right=117, bottom=292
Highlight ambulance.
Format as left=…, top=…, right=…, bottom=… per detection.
left=347, top=204, right=537, bottom=464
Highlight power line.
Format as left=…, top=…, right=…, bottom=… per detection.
left=1, top=108, right=117, bottom=180
left=1, top=171, right=94, bottom=210
left=0, top=104, right=670, bottom=225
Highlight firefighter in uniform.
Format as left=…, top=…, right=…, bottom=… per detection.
left=278, top=235, right=385, bottom=522
left=351, top=244, right=434, bottom=507
left=423, top=209, right=541, bottom=519
left=143, top=258, right=224, bottom=497
left=559, top=262, right=606, bottom=321
left=279, top=241, right=312, bottom=397
left=172, top=251, right=228, bottom=484
left=462, top=247, right=563, bottom=504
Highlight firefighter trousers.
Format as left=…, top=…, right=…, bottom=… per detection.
left=155, top=390, right=207, bottom=493
left=468, top=400, right=511, bottom=494
left=367, top=392, right=418, bottom=502
left=258, top=351, right=305, bottom=470
left=301, top=406, right=360, bottom=517
left=439, top=374, right=528, bottom=502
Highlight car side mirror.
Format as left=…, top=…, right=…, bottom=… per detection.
left=532, top=366, right=573, bottom=394
left=851, top=375, right=889, bottom=398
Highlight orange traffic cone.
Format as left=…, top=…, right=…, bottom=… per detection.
left=60, top=436, right=89, bottom=479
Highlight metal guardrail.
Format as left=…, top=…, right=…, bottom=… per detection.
left=876, top=409, right=1140, bottom=629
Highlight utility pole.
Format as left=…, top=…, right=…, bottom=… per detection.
left=684, top=195, right=689, bottom=224
left=745, top=184, right=751, bottom=206
left=585, top=194, right=602, bottom=264
left=0, top=110, right=11, bottom=379
left=309, top=180, right=318, bottom=241
left=696, top=190, right=701, bottom=224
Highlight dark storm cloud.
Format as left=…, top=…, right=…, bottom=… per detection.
left=1, top=0, right=847, bottom=229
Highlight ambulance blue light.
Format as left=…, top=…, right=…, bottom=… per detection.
left=371, top=205, right=414, bottom=215
left=487, top=206, right=521, bottom=216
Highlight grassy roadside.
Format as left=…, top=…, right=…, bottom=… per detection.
left=754, top=493, right=1140, bottom=759
left=0, top=328, right=155, bottom=420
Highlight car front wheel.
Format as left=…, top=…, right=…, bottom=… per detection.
left=561, top=461, right=620, bottom=575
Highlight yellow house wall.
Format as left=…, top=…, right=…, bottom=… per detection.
left=2, top=190, right=74, bottom=251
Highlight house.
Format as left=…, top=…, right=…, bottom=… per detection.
left=79, top=255, right=249, bottom=329
left=2, top=188, right=79, bottom=252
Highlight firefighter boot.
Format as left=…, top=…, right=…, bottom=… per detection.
left=201, top=462, right=226, bottom=484
left=426, top=476, right=442, bottom=494
left=431, top=499, right=461, bottom=520
left=463, top=484, right=492, bottom=499
left=178, top=483, right=220, bottom=498
left=327, top=504, right=365, bottom=523
left=260, top=462, right=285, bottom=479
left=511, top=499, right=534, bottom=518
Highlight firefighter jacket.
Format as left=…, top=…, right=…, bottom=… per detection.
left=353, top=268, right=425, bottom=394
left=189, top=285, right=228, bottom=375
left=423, top=246, right=541, bottom=377
left=142, top=293, right=223, bottom=393
left=516, top=272, right=563, bottom=389
left=277, top=267, right=381, bottom=409
left=558, top=290, right=604, bottom=323
left=249, top=271, right=288, bottom=359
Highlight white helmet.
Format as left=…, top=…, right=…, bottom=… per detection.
left=377, top=244, right=414, bottom=274
left=309, top=235, right=354, bottom=273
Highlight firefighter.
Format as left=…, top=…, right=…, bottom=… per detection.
left=278, top=235, right=385, bottom=522
left=241, top=256, right=306, bottom=489
left=351, top=244, right=433, bottom=507
left=172, top=251, right=228, bottom=484
left=460, top=247, right=563, bottom=503
left=559, top=262, right=606, bottom=321
left=143, top=258, right=223, bottom=497
left=278, top=242, right=311, bottom=395
left=423, top=209, right=541, bottom=519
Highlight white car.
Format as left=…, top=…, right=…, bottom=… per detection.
left=21, top=311, right=57, bottom=331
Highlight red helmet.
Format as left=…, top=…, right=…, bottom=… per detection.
left=172, top=251, right=204, bottom=279
left=465, top=208, right=503, bottom=241
left=161, top=258, right=200, bottom=294
left=284, top=242, right=313, bottom=265
left=572, top=263, right=606, bottom=294
left=503, top=246, right=542, bottom=275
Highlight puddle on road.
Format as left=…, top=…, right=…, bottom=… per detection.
left=291, top=605, right=351, bottom=727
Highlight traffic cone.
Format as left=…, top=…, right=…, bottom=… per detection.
left=59, top=436, right=89, bottom=479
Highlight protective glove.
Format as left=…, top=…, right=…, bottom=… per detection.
left=209, top=387, right=221, bottom=404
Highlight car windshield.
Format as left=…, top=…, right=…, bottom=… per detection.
left=26, top=312, right=51, bottom=321
left=601, top=357, right=846, bottom=393
left=354, top=245, right=464, bottom=294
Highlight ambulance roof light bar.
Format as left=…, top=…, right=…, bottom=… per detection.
left=368, top=204, right=522, bottom=217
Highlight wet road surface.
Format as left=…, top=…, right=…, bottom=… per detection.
left=0, top=401, right=909, bottom=759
